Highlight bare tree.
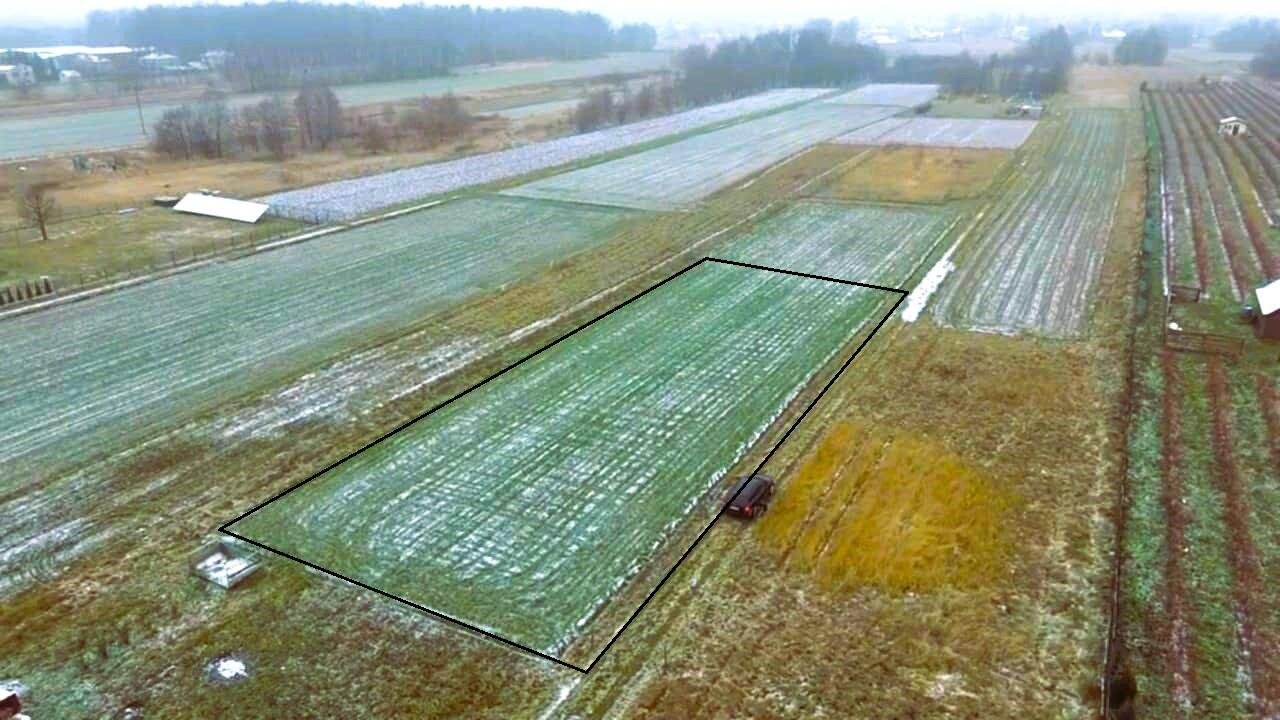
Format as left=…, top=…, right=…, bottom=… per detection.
left=294, top=83, right=344, bottom=150
left=257, top=96, right=292, bottom=161
left=361, top=121, right=391, bottom=154
left=398, top=93, right=474, bottom=147
left=18, top=182, right=60, bottom=242
left=196, top=89, right=232, bottom=157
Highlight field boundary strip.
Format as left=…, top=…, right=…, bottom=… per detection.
left=219, top=256, right=907, bottom=673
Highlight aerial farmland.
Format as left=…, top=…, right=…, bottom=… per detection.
left=3, top=7, right=1279, bottom=720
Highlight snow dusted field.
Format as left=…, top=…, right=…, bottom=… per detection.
left=931, top=110, right=1129, bottom=337
left=260, top=88, right=830, bottom=221
left=832, top=117, right=1039, bottom=149
left=0, top=197, right=632, bottom=479
left=823, top=83, right=940, bottom=108
left=503, top=104, right=899, bottom=211
left=716, top=200, right=957, bottom=287
left=228, top=260, right=891, bottom=658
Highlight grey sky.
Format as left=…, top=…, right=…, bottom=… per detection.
left=13, top=0, right=1280, bottom=29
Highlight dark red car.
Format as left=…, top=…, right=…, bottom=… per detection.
left=723, top=473, right=774, bottom=519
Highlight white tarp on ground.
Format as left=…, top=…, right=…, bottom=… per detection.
left=1257, top=278, right=1280, bottom=315
left=824, top=83, right=940, bottom=108
left=833, top=117, right=1039, bottom=149
left=174, top=193, right=269, bottom=223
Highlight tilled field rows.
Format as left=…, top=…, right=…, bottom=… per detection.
left=1123, top=352, right=1280, bottom=718
left=932, top=109, right=1128, bottom=337
left=262, top=88, right=830, bottom=221
left=502, top=103, right=900, bottom=211
left=0, top=196, right=633, bottom=481
left=229, top=260, right=895, bottom=659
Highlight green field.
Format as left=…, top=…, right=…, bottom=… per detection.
left=228, top=260, right=892, bottom=659
left=717, top=200, right=956, bottom=286
left=0, top=196, right=632, bottom=478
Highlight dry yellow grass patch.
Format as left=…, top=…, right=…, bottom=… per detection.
left=815, top=145, right=1010, bottom=204
left=814, top=434, right=1013, bottom=592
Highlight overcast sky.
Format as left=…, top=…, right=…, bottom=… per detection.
left=15, top=0, right=1280, bottom=30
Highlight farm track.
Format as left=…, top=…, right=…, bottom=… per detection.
left=1159, top=351, right=1198, bottom=714
left=1150, top=92, right=1210, bottom=290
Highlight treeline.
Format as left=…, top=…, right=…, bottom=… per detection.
left=1115, top=27, right=1168, bottom=66
left=884, top=26, right=1074, bottom=97
left=1253, top=41, right=1280, bottom=79
left=573, top=80, right=677, bottom=132
left=151, top=85, right=476, bottom=161
left=676, top=28, right=883, bottom=105
left=86, top=3, right=656, bottom=90
left=1213, top=19, right=1280, bottom=52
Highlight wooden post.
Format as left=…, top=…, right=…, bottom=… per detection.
left=42, top=276, right=53, bottom=295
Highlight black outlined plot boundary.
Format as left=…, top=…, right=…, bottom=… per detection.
left=220, top=256, right=907, bottom=674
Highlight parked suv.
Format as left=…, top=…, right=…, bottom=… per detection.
left=723, top=473, right=774, bottom=519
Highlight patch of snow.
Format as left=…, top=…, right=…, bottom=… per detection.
left=902, top=238, right=961, bottom=322
left=210, top=656, right=248, bottom=681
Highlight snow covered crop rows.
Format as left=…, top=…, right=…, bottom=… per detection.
left=823, top=83, right=940, bottom=108
left=228, top=260, right=891, bottom=658
left=931, top=110, right=1128, bottom=337
left=716, top=200, right=957, bottom=287
left=0, top=197, right=631, bottom=478
left=833, top=117, right=1039, bottom=149
left=260, top=88, right=830, bottom=221
left=503, top=104, right=900, bottom=211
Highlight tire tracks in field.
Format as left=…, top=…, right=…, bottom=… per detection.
left=1160, top=350, right=1199, bottom=714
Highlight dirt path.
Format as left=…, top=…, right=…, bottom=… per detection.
left=1206, top=358, right=1280, bottom=717
left=1160, top=350, right=1199, bottom=713
left=1254, top=376, right=1280, bottom=471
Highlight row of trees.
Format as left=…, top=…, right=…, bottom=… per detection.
left=1115, top=27, right=1169, bottom=66
left=573, top=81, right=677, bottom=133
left=152, top=85, right=478, bottom=161
left=676, top=27, right=884, bottom=105
left=1253, top=42, right=1280, bottom=79
left=1213, top=18, right=1280, bottom=53
left=885, top=26, right=1074, bottom=98
left=86, top=4, right=657, bottom=91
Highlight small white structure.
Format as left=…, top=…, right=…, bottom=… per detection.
left=1102, top=29, right=1127, bottom=40
left=0, top=64, right=35, bottom=86
left=174, top=193, right=269, bottom=223
left=58, top=69, right=82, bottom=82
left=1218, top=116, right=1247, bottom=137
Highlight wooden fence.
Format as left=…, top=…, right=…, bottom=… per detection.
left=0, top=277, right=54, bottom=307
left=1164, top=327, right=1246, bottom=358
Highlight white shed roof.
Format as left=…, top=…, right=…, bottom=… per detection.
left=1257, top=277, right=1280, bottom=316
left=174, top=193, right=268, bottom=223
left=1220, top=116, right=1242, bottom=124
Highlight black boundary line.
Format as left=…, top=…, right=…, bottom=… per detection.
left=218, top=256, right=907, bottom=674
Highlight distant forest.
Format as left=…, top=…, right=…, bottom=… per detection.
left=85, top=3, right=657, bottom=90
left=882, top=27, right=1075, bottom=98
left=1213, top=18, right=1280, bottom=53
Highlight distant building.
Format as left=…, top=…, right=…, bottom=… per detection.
left=202, top=50, right=231, bottom=70
left=1218, top=116, right=1247, bottom=137
left=140, top=52, right=179, bottom=71
left=0, top=64, right=35, bottom=86
left=58, top=69, right=82, bottom=82
left=1101, top=29, right=1127, bottom=41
